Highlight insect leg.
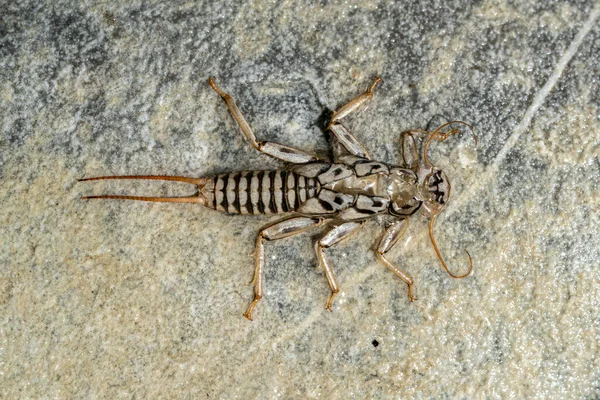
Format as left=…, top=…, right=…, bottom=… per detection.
left=400, top=131, right=420, bottom=170
left=245, top=216, right=327, bottom=321
left=376, top=218, right=417, bottom=301
left=208, top=77, right=319, bottom=164
left=329, top=123, right=371, bottom=160
left=400, top=130, right=453, bottom=169
left=314, top=221, right=365, bottom=310
left=401, top=121, right=477, bottom=168
left=330, top=77, right=382, bottom=124
left=328, top=77, right=382, bottom=159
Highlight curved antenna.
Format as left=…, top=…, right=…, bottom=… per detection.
left=423, top=120, right=478, bottom=166
left=428, top=214, right=472, bottom=279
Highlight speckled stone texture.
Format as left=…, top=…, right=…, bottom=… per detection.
left=2, top=0, right=599, bottom=398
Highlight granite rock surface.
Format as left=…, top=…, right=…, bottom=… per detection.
left=2, top=0, right=599, bottom=398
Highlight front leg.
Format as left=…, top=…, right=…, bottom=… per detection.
left=314, top=221, right=366, bottom=310
left=400, top=122, right=473, bottom=169
left=400, top=129, right=457, bottom=170
left=376, top=218, right=417, bottom=301
left=245, top=216, right=327, bottom=320
left=209, top=77, right=319, bottom=164
left=328, top=77, right=382, bottom=160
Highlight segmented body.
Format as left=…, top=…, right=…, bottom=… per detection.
left=204, top=170, right=318, bottom=215
left=81, top=76, right=475, bottom=320
left=201, top=160, right=424, bottom=219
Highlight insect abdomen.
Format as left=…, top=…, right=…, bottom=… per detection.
left=206, top=170, right=318, bottom=215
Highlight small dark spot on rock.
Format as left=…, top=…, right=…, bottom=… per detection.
left=103, top=11, right=116, bottom=25
left=372, top=340, right=379, bottom=347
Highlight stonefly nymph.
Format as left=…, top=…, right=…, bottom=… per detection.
left=81, top=77, right=477, bottom=320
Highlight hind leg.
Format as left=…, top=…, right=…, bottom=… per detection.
left=245, top=216, right=327, bottom=320
left=209, top=77, right=318, bottom=164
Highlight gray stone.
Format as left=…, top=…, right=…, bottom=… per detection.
left=2, top=0, right=599, bottom=398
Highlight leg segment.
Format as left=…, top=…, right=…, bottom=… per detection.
left=329, top=123, right=371, bottom=160
left=245, top=216, right=327, bottom=320
left=328, top=77, right=383, bottom=160
left=400, top=129, right=460, bottom=169
left=400, top=131, right=423, bottom=170
left=376, top=218, right=417, bottom=301
left=400, top=130, right=452, bottom=169
left=330, top=77, right=382, bottom=124
left=209, top=77, right=318, bottom=164
left=314, top=221, right=365, bottom=310
left=400, top=121, right=476, bottom=169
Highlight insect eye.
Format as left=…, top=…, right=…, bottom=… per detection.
left=428, top=170, right=449, bottom=204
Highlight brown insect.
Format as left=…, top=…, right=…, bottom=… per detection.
left=81, top=77, right=477, bottom=320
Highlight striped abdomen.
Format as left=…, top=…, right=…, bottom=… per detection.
left=203, top=170, right=319, bottom=214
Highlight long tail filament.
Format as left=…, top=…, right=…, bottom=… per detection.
left=79, top=175, right=208, bottom=204
left=428, top=214, right=472, bottom=279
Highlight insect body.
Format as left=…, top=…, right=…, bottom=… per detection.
left=81, top=77, right=477, bottom=320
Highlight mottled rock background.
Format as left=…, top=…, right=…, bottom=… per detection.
left=2, top=0, right=599, bottom=398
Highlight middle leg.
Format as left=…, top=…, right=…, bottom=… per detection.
left=314, top=220, right=366, bottom=310
left=329, top=77, right=382, bottom=124
left=328, top=77, right=383, bottom=160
